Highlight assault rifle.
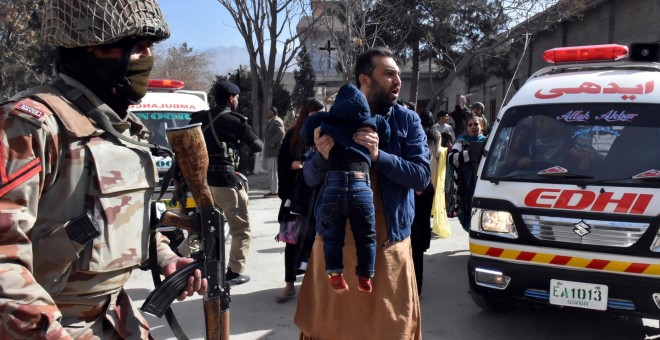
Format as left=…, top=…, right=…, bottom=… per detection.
left=142, top=123, right=230, bottom=339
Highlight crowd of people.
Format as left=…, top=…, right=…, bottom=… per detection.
left=0, top=0, right=493, bottom=338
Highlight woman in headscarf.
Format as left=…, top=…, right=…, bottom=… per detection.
left=448, top=115, right=487, bottom=231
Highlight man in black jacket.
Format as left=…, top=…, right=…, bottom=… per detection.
left=189, top=80, right=264, bottom=285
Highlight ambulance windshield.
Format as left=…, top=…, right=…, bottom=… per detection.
left=483, top=103, right=660, bottom=186
left=135, top=111, right=192, bottom=147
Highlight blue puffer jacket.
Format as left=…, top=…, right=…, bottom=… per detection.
left=304, top=102, right=430, bottom=243
left=301, top=83, right=390, bottom=165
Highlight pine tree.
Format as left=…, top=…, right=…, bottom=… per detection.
left=208, top=66, right=290, bottom=126
left=292, top=45, right=316, bottom=108
left=208, top=66, right=252, bottom=120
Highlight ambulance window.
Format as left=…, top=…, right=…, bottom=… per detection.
left=482, top=103, right=660, bottom=186
left=136, top=111, right=192, bottom=147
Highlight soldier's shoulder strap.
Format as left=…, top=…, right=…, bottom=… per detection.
left=3, top=95, right=53, bottom=127
left=9, top=84, right=98, bottom=138
left=227, top=110, right=247, bottom=123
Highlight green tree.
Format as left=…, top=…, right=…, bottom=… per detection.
left=209, top=66, right=253, bottom=121
left=209, top=66, right=291, bottom=126
left=271, top=85, right=292, bottom=121
left=292, top=45, right=316, bottom=109
left=0, top=0, right=55, bottom=101
left=424, top=0, right=586, bottom=111
left=368, top=0, right=456, bottom=106
left=151, top=42, right=212, bottom=91
left=319, top=0, right=583, bottom=111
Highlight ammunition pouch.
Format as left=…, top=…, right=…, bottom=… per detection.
left=65, top=211, right=101, bottom=245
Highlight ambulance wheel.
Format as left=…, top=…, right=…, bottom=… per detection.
left=469, top=285, right=513, bottom=312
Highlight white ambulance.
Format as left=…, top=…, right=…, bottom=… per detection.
left=130, top=79, right=208, bottom=183
left=469, top=43, right=660, bottom=318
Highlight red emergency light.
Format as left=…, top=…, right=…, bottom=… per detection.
left=542, top=44, right=629, bottom=64
left=147, top=79, right=185, bottom=89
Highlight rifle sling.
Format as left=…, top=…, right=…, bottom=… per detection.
left=149, top=233, right=190, bottom=340
left=52, top=80, right=177, bottom=202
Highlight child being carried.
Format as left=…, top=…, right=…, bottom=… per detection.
left=301, top=83, right=390, bottom=294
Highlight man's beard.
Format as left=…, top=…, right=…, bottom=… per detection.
left=369, top=79, right=397, bottom=114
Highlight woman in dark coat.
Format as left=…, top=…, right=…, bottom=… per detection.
left=275, top=98, right=325, bottom=302
left=410, top=111, right=438, bottom=294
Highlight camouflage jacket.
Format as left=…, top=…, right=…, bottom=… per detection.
left=0, top=75, right=179, bottom=339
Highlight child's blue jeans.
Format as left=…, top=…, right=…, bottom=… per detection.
left=316, top=171, right=376, bottom=278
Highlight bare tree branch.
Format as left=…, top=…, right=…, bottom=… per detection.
left=425, top=0, right=586, bottom=110
left=217, top=0, right=326, bottom=138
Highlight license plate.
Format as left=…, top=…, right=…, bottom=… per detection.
left=549, top=279, right=608, bottom=311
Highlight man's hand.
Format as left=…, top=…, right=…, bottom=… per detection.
left=353, top=127, right=379, bottom=162
left=164, top=258, right=208, bottom=301
left=314, top=126, right=335, bottom=160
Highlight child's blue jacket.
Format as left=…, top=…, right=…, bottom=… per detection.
left=301, top=83, right=390, bottom=164
left=304, top=101, right=431, bottom=243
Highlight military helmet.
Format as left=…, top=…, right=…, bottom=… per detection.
left=42, top=0, right=170, bottom=48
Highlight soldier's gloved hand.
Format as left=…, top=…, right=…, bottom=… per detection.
left=164, top=258, right=208, bottom=301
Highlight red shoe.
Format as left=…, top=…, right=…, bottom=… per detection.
left=328, top=273, right=349, bottom=294
left=358, top=277, right=372, bottom=293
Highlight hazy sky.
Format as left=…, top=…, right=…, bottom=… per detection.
left=159, top=0, right=247, bottom=49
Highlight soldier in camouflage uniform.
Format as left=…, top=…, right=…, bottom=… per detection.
left=0, top=0, right=206, bottom=338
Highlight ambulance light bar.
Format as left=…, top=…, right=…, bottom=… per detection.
left=147, top=79, right=185, bottom=90
left=542, top=44, right=629, bottom=64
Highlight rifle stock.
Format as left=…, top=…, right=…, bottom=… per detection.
left=142, top=124, right=230, bottom=340
left=159, top=211, right=199, bottom=235
left=165, top=124, right=214, bottom=209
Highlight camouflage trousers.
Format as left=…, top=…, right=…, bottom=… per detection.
left=58, top=288, right=150, bottom=339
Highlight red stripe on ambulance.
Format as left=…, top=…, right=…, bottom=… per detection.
left=550, top=255, right=572, bottom=265
left=625, top=263, right=650, bottom=274
left=516, top=251, right=536, bottom=261
left=486, top=247, right=504, bottom=257
left=586, top=259, right=610, bottom=270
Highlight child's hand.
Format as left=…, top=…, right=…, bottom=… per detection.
left=314, top=126, right=335, bottom=160
left=353, top=127, right=379, bottom=161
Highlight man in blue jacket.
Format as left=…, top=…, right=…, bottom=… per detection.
left=294, top=47, right=430, bottom=339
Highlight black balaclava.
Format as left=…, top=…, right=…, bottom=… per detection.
left=57, top=42, right=153, bottom=116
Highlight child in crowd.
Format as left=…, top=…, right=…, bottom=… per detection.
left=301, top=83, right=390, bottom=294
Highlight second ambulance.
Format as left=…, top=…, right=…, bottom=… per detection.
left=469, top=43, right=660, bottom=318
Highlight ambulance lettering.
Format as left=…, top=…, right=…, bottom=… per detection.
left=136, top=112, right=191, bottom=121
left=524, top=188, right=652, bottom=214
left=130, top=103, right=197, bottom=109
left=535, top=81, right=655, bottom=101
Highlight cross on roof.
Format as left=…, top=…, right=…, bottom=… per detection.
left=319, top=40, right=337, bottom=69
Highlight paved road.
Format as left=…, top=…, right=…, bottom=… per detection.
left=126, top=185, right=660, bottom=339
